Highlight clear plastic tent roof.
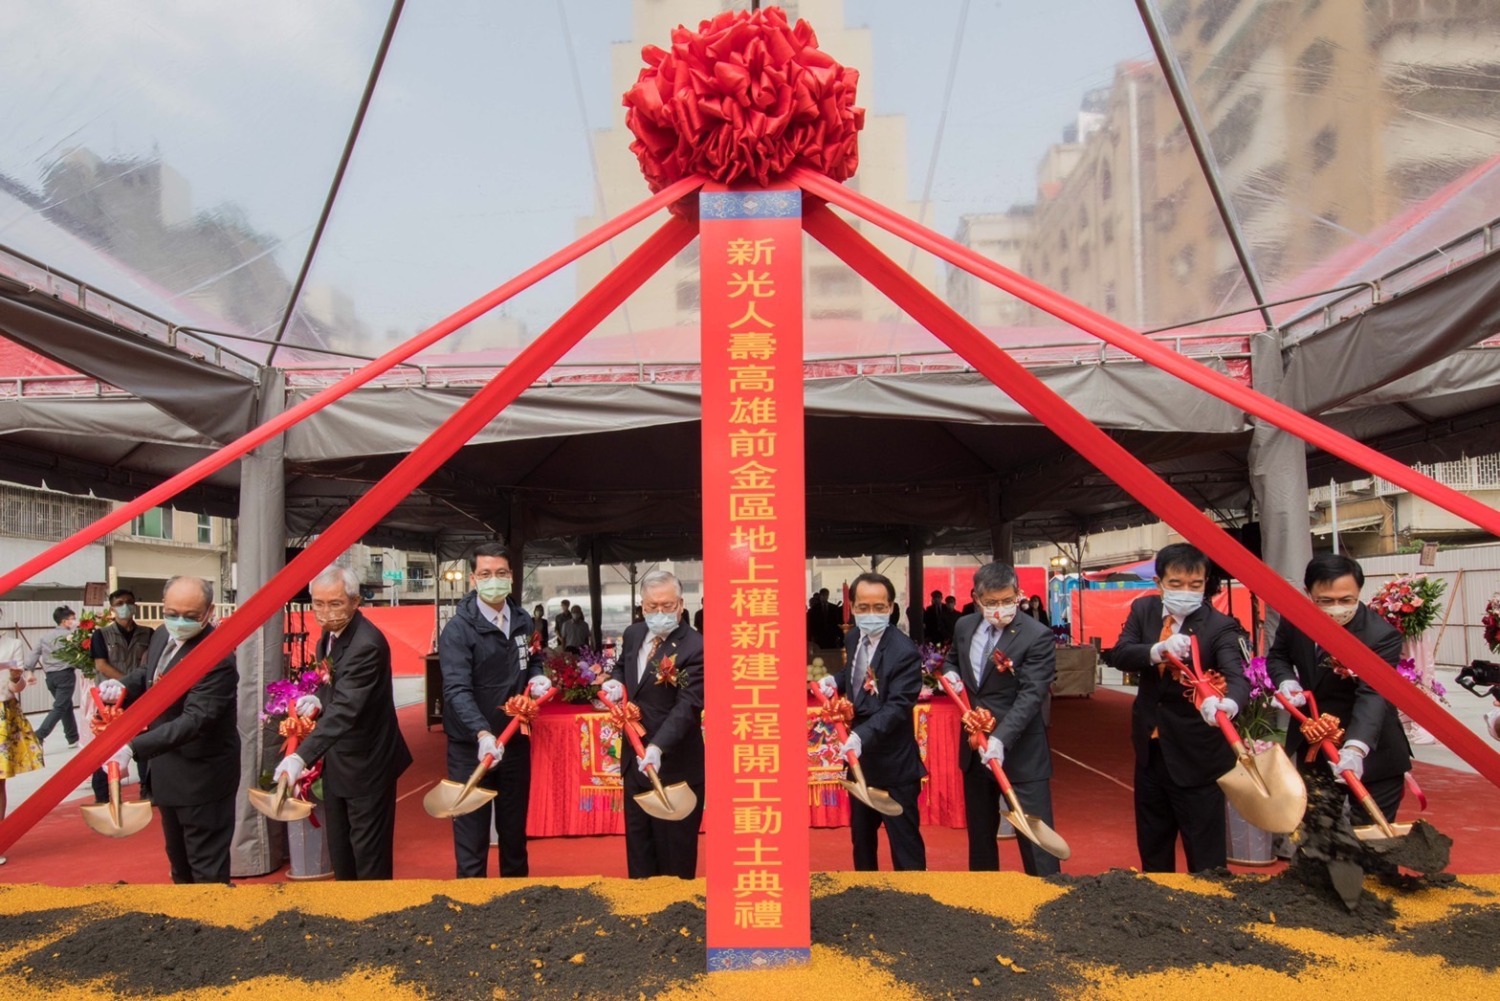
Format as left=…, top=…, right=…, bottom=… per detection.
left=4, top=0, right=1500, bottom=376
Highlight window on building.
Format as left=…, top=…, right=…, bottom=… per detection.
left=1297, top=39, right=1335, bottom=94
left=1310, top=125, right=1338, bottom=171
left=197, top=513, right=212, bottom=544
left=1100, top=163, right=1113, bottom=202
left=676, top=278, right=700, bottom=312
left=1104, top=282, right=1118, bottom=313
left=1102, top=216, right=1116, bottom=246
left=813, top=266, right=861, bottom=297
left=131, top=507, right=171, bottom=540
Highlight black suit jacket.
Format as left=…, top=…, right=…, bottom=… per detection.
left=121, top=624, right=239, bottom=808
left=835, top=626, right=927, bottom=786
left=439, top=593, right=542, bottom=743
left=1109, top=594, right=1248, bottom=787
left=616, top=620, right=705, bottom=787
left=1265, top=603, right=1410, bottom=781
left=296, top=610, right=413, bottom=798
left=942, top=611, right=1055, bottom=782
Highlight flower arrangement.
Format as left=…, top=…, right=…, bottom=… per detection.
left=1368, top=573, right=1447, bottom=638
left=54, top=609, right=112, bottom=681
left=1396, top=656, right=1449, bottom=705
left=1235, top=655, right=1286, bottom=747
left=1483, top=591, right=1500, bottom=653
left=260, top=669, right=325, bottom=723
left=257, top=668, right=327, bottom=799
left=547, top=648, right=610, bottom=704
left=916, top=643, right=946, bottom=700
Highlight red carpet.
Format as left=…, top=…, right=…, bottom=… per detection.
left=3, top=689, right=1497, bottom=884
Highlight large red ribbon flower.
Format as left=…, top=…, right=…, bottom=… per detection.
left=622, top=6, right=864, bottom=191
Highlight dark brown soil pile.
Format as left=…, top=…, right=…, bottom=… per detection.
left=809, top=880, right=1081, bottom=1000
left=7, top=887, right=706, bottom=1000
left=1034, top=869, right=1305, bottom=975
left=1288, top=771, right=1453, bottom=910
left=1395, top=904, right=1500, bottom=970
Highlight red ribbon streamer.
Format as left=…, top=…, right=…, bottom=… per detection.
left=0, top=218, right=697, bottom=857
left=800, top=197, right=1500, bottom=791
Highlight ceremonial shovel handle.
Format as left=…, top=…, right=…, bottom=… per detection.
left=806, top=681, right=863, bottom=771
left=1273, top=689, right=1397, bottom=838
left=933, top=674, right=1015, bottom=794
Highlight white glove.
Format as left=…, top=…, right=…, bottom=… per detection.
left=1484, top=707, right=1500, bottom=742
left=1150, top=633, right=1193, bottom=664
left=840, top=731, right=863, bottom=760
left=942, top=670, right=964, bottom=693
left=273, top=753, right=306, bottom=786
left=1199, top=696, right=1239, bottom=726
left=477, top=732, right=503, bottom=769
left=1277, top=679, right=1307, bottom=708
left=108, top=743, right=133, bottom=777
left=527, top=675, right=553, bottom=699
left=599, top=679, right=626, bottom=704
left=97, top=679, right=126, bottom=704
left=0, top=683, right=14, bottom=703
left=637, top=743, right=662, bottom=774
left=817, top=675, right=838, bottom=700
left=294, top=694, right=321, bottom=717
left=1332, top=741, right=1368, bottom=783
left=979, top=735, right=1004, bottom=766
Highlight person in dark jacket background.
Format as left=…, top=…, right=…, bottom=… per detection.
left=440, top=543, right=548, bottom=878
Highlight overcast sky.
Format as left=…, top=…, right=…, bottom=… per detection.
left=0, top=0, right=1150, bottom=345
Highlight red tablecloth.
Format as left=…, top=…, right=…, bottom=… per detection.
left=524, top=697, right=965, bottom=837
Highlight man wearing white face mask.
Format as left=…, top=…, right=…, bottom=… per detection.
left=438, top=542, right=548, bottom=878
left=827, top=572, right=926, bottom=871
left=1109, top=543, right=1249, bottom=872
left=609, top=569, right=704, bottom=878
left=1266, top=553, right=1410, bottom=824
left=276, top=565, right=412, bottom=880
left=939, top=561, right=1059, bottom=875
left=96, top=576, right=238, bottom=883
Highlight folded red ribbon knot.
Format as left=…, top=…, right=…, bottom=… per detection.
left=961, top=707, right=997, bottom=751
left=608, top=701, right=647, bottom=740
left=502, top=694, right=542, bottom=736
left=816, top=696, right=854, bottom=726
left=654, top=654, right=679, bottom=687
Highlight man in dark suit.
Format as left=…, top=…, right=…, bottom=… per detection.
left=601, top=569, right=704, bottom=879
left=440, top=542, right=549, bottom=878
left=1266, top=552, right=1411, bottom=822
left=817, top=571, right=926, bottom=871
left=940, top=562, right=1059, bottom=875
left=923, top=590, right=946, bottom=645
left=99, top=575, right=238, bottom=884
left=1109, top=543, right=1248, bottom=873
left=276, top=565, right=413, bottom=880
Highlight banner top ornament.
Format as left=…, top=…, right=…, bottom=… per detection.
left=623, top=6, right=863, bottom=192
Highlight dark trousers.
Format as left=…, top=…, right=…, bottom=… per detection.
left=159, top=797, right=234, bottom=884
left=447, top=738, right=531, bottom=878
left=1135, top=740, right=1227, bottom=873
left=34, top=670, right=78, bottom=744
left=962, top=759, right=1060, bottom=876
left=850, top=778, right=926, bottom=871
left=1344, top=770, right=1405, bottom=825
left=324, top=779, right=399, bottom=880
left=622, top=777, right=704, bottom=879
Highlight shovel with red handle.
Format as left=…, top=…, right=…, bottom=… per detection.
left=247, top=704, right=321, bottom=822
left=596, top=688, right=698, bottom=822
left=423, top=686, right=559, bottom=818
left=1162, top=638, right=1307, bottom=834
left=1275, top=688, right=1411, bottom=842
left=80, top=689, right=154, bottom=838
left=807, top=681, right=903, bottom=817
left=933, top=673, right=1069, bottom=859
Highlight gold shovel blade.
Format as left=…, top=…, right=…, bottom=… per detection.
left=247, top=778, right=315, bottom=823
left=843, top=758, right=903, bottom=817
left=1216, top=744, right=1307, bottom=835
left=422, top=772, right=497, bottom=819
left=81, top=800, right=154, bottom=838
left=1354, top=821, right=1414, bottom=843
left=1000, top=788, right=1070, bottom=860
left=633, top=769, right=698, bottom=822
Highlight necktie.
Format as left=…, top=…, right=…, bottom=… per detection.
left=1157, top=616, right=1174, bottom=677
left=977, top=624, right=999, bottom=687
left=852, top=637, right=870, bottom=693
left=152, top=641, right=180, bottom=685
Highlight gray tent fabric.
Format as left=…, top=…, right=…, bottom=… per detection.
left=1282, top=250, right=1500, bottom=417
left=0, top=290, right=257, bottom=444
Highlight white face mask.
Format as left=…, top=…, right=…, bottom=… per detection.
left=1323, top=603, right=1358, bottom=626
left=1161, top=589, right=1204, bottom=619
left=981, top=603, right=1017, bottom=628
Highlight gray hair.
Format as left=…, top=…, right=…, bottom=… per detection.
left=164, top=575, right=214, bottom=609
left=640, top=569, right=683, bottom=599
left=311, top=565, right=362, bottom=598
left=972, top=562, right=1019, bottom=596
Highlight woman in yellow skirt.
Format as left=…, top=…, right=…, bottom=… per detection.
left=1, top=658, right=46, bottom=866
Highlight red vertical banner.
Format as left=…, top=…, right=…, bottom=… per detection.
left=700, top=183, right=810, bottom=969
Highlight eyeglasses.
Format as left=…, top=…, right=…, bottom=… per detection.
left=1311, top=596, right=1361, bottom=608
left=642, top=602, right=681, bottom=614
left=977, top=601, right=1016, bottom=613
left=473, top=571, right=513, bottom=581
left=852, top=603, right=891, bottom=615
